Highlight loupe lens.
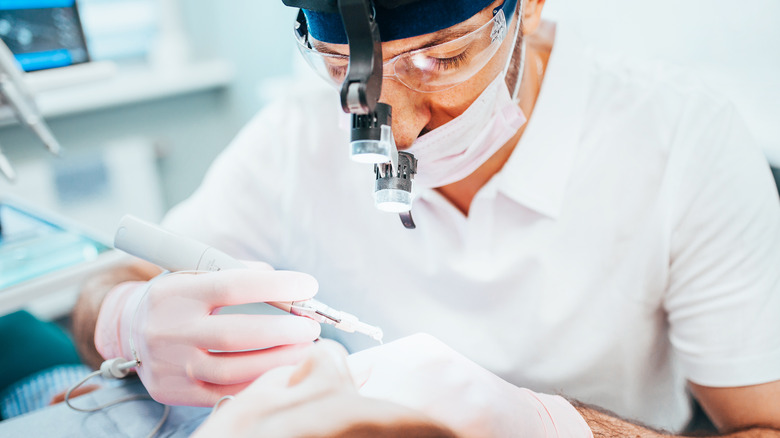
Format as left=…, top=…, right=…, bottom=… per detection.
left=351, top=139, right=391, bottom=163
left=374, top=188, right=412, bottom=212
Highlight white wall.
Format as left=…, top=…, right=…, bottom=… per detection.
left=182, top=0, right=298, bottom=119
left=541, top=0, right=780, bottom=165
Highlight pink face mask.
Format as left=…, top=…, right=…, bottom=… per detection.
left=405, top=75, right=527, bottom=189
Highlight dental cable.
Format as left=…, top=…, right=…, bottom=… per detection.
left=211, top=395, right=236, bottom=415
left=64, top=358, right=171, bottom=438
left=64, top=273, right=175, bottom=438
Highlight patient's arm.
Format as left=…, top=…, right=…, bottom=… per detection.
left=71, top=259, right=161, bottom=368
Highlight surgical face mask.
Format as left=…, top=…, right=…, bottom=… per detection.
left=405, top=72, right=526, bottom=190
left=405, top=22, right=527, bottom=190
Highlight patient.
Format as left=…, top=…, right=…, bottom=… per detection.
left=192, top=340, right=458, bottom=438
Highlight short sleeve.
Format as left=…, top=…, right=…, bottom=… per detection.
left=664, top=102, right=780, bottom=387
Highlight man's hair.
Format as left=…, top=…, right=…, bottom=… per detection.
left=332, top=421, right=459, bottom=438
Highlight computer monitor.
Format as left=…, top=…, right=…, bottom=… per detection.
left=0, top=0, right=89, bottom=72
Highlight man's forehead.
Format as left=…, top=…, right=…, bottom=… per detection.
left=311, top=15, right=487, bottom=57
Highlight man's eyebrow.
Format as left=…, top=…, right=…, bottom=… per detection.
left=414, top=25, right=481, bottom=51
left=312, top=40, right=346, bottom=56
left=311, top=23, right=482, bottom=57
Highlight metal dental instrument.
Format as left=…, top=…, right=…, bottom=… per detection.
left=286, top=0, right=418, bottom=229
left=114, top=215, right=384, bottom=342
left=0, top=39, right=62, bottom=182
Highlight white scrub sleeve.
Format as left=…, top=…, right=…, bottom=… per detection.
left=664, top=102, right=780, bottom=388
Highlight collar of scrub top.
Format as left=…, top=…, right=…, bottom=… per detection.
left=495, top=24, right=589, bottom=220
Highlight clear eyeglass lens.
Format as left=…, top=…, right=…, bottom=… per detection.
left=295, top=9, right=507, bottom=93
left=297, top=44, right=348, bottom=84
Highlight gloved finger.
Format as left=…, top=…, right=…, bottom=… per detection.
left=286, top=339, right=355, bottom=392
left=190, top=269, right=319, bottom=305
left=312, top=339, right=349, bottom=360
left=193, top=314, right=321, bottom=351
left=233, top=365, right=300, bottom=401
left=237, top=340, right=350, bottom=398
left=226, top=342, right=355, bottom=416
left=346, top=346, right=380, bottom=388
left=153, top=381, right=255, bottom=407
left=187, top=343, right=316, bottom=386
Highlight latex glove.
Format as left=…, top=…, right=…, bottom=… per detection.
left=192, top=340, right=457, bottom=438
left=348, top=333, right=593, bottom=438
left=94, top=263, right=321, bottom=406
left=192, top=340, right=353, bottom=438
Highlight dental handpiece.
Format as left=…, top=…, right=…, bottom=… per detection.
left=0, top=40, right=62, bottom=156
left=114, top=215, right=383, bottom=342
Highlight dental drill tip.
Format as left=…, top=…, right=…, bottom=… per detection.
left=48, top=140, right=62, bottom=156
left=330, top=310, right=384, bottom=343
left=293, top=299, right=384, bottom=342
left=352, top=320, right=384, bottom=343
left=32, top=123, right=62, bottom=156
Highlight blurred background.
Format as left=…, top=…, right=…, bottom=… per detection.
left=0, top=0, right=778, bottom=233
left=0, top=0, right=777, bottom=317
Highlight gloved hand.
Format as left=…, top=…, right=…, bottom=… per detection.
left=192, top=340, right=353, bottom=438
left=192, top=339, right=457, bottom=438
left=347, top=333, right=594, bottom=438
left=94, top=262, right=321, bottom=406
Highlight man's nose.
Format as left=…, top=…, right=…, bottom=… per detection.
left=379, top=79, right=431, bottom=150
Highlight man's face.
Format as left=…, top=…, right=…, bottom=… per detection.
left=314, top=0, right=518, bottom=149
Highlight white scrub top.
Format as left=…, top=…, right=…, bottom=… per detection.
left=163, top=25, right=780, bottom=431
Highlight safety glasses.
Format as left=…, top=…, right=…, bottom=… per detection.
left=294, top=3, right=509, bottom=93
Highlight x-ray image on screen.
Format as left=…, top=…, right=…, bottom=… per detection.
left=0, top=0, right=89, bottom=71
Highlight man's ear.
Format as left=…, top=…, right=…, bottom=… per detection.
left=521, top=0, right=546, bottom=36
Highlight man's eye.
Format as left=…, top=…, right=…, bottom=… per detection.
left=427, top=49, right=471, bottom=71
left=326, top=64, right=347, bottom=81
left=324, top=56, right=348, bottom=80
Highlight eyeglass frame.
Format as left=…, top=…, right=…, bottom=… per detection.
left=293, top=2, right=511, bottom=93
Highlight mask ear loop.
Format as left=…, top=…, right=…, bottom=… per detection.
left=502, top=0, right=526, bottom=102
